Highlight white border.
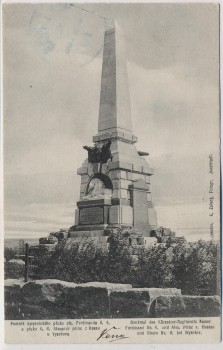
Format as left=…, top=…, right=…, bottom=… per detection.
left=0, top=1, right=222, bottom=349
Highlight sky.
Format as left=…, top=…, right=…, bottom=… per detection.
left=3, top=3, right=220, bottom=241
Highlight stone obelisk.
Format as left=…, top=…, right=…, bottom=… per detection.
left=97, top=22, right=133, bottom=140
left=69, top=22, right=157, bottom=239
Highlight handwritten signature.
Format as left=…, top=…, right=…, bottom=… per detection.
left=97, top=327, right=129, bottom=342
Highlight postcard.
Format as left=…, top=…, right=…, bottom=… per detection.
left=3, top=2, right=221, bottom=344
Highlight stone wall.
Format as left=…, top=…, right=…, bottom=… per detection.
left=5, top=279, right=220, bottom=320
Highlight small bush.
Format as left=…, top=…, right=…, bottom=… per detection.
left=170, top=239, right=219, bottom=295
left=4, top=247, right=17, bottom=262
left=5, top=260, right=25, bottom=279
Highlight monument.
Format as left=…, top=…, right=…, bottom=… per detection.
left=69, top=22, right=158, bottom=240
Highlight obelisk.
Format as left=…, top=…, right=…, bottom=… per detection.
left=97, top=22, right=133, bottom=138
left=69, top=22, right=157, bottom=239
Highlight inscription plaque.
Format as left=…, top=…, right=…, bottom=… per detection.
left=79, top=206, right=104, bottom=225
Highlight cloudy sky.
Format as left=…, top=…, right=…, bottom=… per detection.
left=3, top=3, right=220, bottom=241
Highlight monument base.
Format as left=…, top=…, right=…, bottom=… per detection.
left=68, top=229, right=108, bottom=248
left=75, top=199, right=111, bottom=229
left=71, top=224, right=108, bottom=232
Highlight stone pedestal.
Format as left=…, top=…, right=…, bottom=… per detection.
left=72, top=199, right=111, bottom=232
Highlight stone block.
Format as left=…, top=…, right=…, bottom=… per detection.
left=111, top=198, right=129, bottom=205
left=130, top=179, right=149, bottom=191
left=110, top=288, right=182, bottom=318
left=120, top=171, right=126, bottom=179
left=121, top=206, right=133, bottom=225
left=127, top=190, right=131, bottom=200
left=21, top=280, right=77, bottom=306
left=110, top=170, right=127, bottom=181
left=130, top=180, right=150, bottom=235
left=87, top=163, right=94, bottom=176
left=110, top=289, right=150, bottom=318
left=144, top=237, right=157, bottom=246
left=108, top=161, right=120, bottom=170
left=119, top=179, right=131, bottom=189
left=162, top=228, right=172, bottom=236
left=132, top=173, right=144, bottom=181
left=101, top=163, right=108, bottom=174
left=64, top=285, right=110, bottom=318
left=80, top=184, right=87, bottom=193
left=109, top=206, right=120, bottom=224
left=149, top=295, right=221, bottom=318
left=146, top=288, right=181, bottom=302
left=147, top=193, right=152, bottom=201
left=113, top=189, right=120, bottom=199
left=109, top=170, right=120, bottom=180
left=127, top=172, right=132, bottom=180
left=82, top=281, right=132, bottom=291
left=80, top=191, right=85, bottom=200
left=77, top=166, right=88, bottom=176
left=4, top=279, right=24, bottom=303
left=132, top=164, right=143, bottom=173
left=5, top=303, right=71, bottom=320
left=145, top=175, right=151, bottom=184
left=120, top=189, right=128, bottom=199
left=132, top=135, right=138, bottom=142
left=112, top=179, right=120, bottom=189
left=122, top=163, right=133, bottom=172
left=143, top=166, right=154, bottom=175
left=148, top=208, right=158, bottom=227
left=74, top=209, right=79, bottom=225
left=81, top=175, right=90, bottom=184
